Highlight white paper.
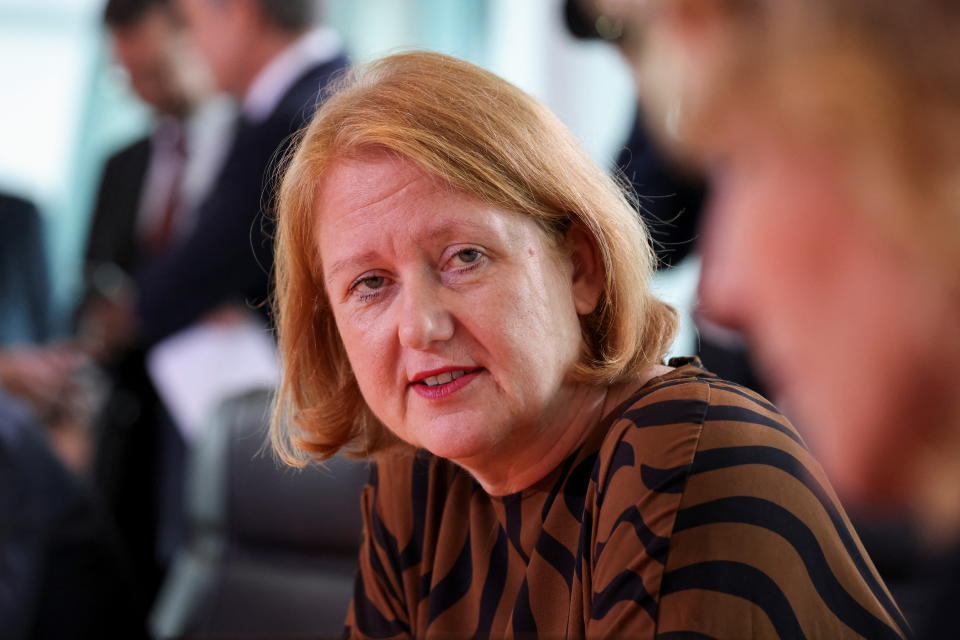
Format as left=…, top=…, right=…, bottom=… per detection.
left=146, top=312, right=279, bottom=442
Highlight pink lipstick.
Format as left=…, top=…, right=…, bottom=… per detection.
left=410, top=367, right=483, bottom=400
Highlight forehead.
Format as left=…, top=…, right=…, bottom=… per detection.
left=311, top=152, right=546, bottom=272
left=112, top=7, right=175, bottom=48
left=315, top=152, right=502, bottom=239
left=316, top=152, right=433, bottom=222
left=177, top=0, right=220, bottom=23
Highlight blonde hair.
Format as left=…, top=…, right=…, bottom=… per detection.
left=635, top=0, right=960, bottom=270
left=271, top=51, right=677, bottom=465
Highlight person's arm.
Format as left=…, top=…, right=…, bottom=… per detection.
left=344, top=464, right=414, bottom=640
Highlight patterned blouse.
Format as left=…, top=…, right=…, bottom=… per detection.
left=345, top=359, right=909, bottom=638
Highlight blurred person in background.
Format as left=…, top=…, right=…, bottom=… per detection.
left=564, top=0, right=766, bottom=393
left=0, top=191, right=87, bottom=465
left=271, top=51, right=906, bottom=639
left=78, top=0, right=231, bottom=619
left=0, top=193, right=53, bottom=346
left=83, top=0, right=347, bottom=616
left=564, top=0, right=704, bottom=270
left=81, top=0, right=228, bottom=358
left=615, top=0, right=960, bottom=636
left=134, top=0, right=348, bottom=344
left=0, top=193, right=142, bottom=636
left=140, top=0, right=346, bottom=586
left=0, top=385, right=144, bottom=639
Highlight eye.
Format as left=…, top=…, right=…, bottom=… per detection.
left=455, top=249, right=481, bottom=264
left=357, top=276, right=385, bottom=290
left=444, top=246, right=487, bottom=275
left=348, top=274, right=389, bottom=301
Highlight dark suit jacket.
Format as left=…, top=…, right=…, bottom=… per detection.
left=135, top=55, right=348, bottom=345
left=0, top=193, right=51, bottom=344
left=85, top=137, right=151, bottom=276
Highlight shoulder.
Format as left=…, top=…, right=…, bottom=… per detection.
left=106, top=136, right=151, bottom=167
left=271, top=55, right=350, bottom=130
left=97, top=137, right=151, bottom=189
left=0, top=193, right=40, bottom=234
left=596, top=359, right=909, bottom=638
left=0, top=192, right=38, bottom=217
left=595, top=358, right=806, bottom=495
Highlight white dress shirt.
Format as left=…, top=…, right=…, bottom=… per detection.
left=242, top=26, right=343, bottom=124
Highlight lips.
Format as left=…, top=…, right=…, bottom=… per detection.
left=410, top=366, right=482, bottom=386
left=410, top=367, right=484, bottom=399
left=420, top=370, right=471, bottom=386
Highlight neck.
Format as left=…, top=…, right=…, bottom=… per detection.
left=162, top=98, right=198, bottom=123
left=464, top=364, right=671, bottom=496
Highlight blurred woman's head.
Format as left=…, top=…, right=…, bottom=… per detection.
left=623, top=0, right=960, bottom=509
left=271, top=51, right=677, bottom=467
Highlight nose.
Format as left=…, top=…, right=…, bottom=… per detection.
left=397, top=273, right=455, bottom=350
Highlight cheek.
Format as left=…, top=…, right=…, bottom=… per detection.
left=810, top=244, right=950, bottom=499
left=332, top=308, right=394, bottom=405
left=485, top=263, right=582, bottom=380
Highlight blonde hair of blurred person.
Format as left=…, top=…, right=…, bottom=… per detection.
left=618, top=0, right=960, bottom=543
left=270, top=51, right=678, bottom=464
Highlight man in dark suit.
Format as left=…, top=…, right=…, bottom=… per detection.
left=86, top=0, right=346, bottom=614
left=135, top=0, right=348, bottom=344
left=79, top=0, right=227, bottom=620
left=82, top=0, right=223, bottom=351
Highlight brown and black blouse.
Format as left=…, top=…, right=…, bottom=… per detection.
left=345, top=359, right=909, bottom=639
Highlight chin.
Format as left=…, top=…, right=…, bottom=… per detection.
left=798, top=385, right=916, bottom=509
left=412, top=417, right=502, bottom=464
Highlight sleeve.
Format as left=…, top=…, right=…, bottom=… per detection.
left=582, top=379, right=909, bottom=639
left=653, top=383, right=910, bottom=639
left=344, top=465, right=414, bottom=640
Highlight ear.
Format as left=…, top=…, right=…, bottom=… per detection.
left=566, top=223, right=604, bottom=316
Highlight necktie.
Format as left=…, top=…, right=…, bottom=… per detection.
left=147, top=123, right=188, bottom=254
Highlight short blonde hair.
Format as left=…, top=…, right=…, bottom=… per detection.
left=633, top=0, right=960, bottom=271
left=271, top=51, right=677, bottom=465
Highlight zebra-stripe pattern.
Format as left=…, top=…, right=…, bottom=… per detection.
left=345, top=359, right=909, bottom=639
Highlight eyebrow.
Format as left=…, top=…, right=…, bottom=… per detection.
left=322, top=217, right=500, bottom=284
left=324, top=249, right=382, bottom=284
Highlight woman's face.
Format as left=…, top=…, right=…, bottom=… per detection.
left=698, top=114, right=956, bottom=506
left=314, top=153, right=600, bottom=472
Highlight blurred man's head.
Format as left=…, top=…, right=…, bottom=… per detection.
left=105, top=0, right=210, bottom=118
left=176, top=0, right=318, bottom=97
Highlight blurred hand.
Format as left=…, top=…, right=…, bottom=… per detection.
left=0, top=345, right=83, bottom=417
left=202, top=303, right=253, bottom=327
left=77, top=289, right=138, bottom=362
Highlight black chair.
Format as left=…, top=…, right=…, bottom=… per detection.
left=150, top=387, right=368, bottom=638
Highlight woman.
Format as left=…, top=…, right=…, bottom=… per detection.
left=616, top=0, right=958, bottom=635
left=271, top=52, right=907, bottom=638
